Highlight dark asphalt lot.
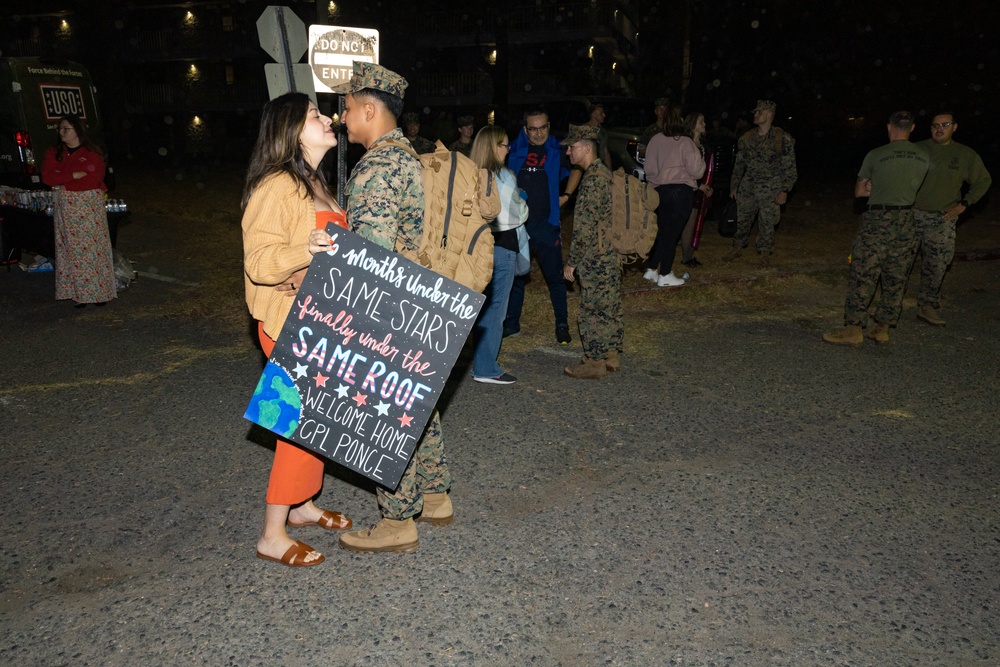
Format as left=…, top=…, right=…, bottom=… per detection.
left=1, top=207, right=998, bottom=666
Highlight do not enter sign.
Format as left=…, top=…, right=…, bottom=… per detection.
left=308, top=25, right=380, bottom=94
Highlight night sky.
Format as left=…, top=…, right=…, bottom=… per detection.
left=7, top=0, right=997, bottom=168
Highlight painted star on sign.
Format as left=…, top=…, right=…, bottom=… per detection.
left=313, top=372, right=329, bottom=387
left=336, top=384, right=350, bottom=398
left=397, top=413, right=414, bottom=428
left=293, top=363, right=309, bottom=379
left=352, top=391, right=368, bottom=407
left=375, top=401, right=391, bottom=416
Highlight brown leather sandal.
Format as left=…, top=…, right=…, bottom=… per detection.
left=256, top=540, right=325, bottom=567
left=287, top=509, right=352, bottom=531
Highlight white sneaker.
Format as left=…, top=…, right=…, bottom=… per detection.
left=657, top=272, right=685, bottom=287
left=643, top=268, right=658, bottom=283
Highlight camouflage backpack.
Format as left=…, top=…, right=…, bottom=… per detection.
left=604, top=167, right=660, bottom=262
left=386, top=139, right=500, bottom=292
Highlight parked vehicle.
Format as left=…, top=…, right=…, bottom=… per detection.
left=0, top=56, right=108, bottom=189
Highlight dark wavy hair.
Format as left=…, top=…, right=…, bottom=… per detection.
left=682, top=112, right=705, bottom=139
left=53, top=114, right=103, bottom=160
left=661, top=104, right=687, bottom=138
left=241, top=92, right=334, bottom=210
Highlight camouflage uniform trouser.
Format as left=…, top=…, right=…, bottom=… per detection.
left=733, top=184, right=782, bottom=254
left=577, top=253, right=623, bottom=360
left=913, top=210, right=956, bottom=310
left=843, top=210, right=918, bottom=327
left=377, top=410, right=450, bottom=520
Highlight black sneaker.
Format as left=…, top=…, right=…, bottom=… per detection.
left=502, top=327, right=521, bottom=339
left=556, top=323, right=572, bottom=345
left=473, top=372, right=517, bottom=385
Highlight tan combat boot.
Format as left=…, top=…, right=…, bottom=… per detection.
left=722, top=246, right=743, bottom=262
left=605, top=350, right=621, bottom=372
left=917, top=305, right=945, bottom=326
left=866, top=322, right=890, bottom=343
left=822, top=325, right=863, bottom=346
left=564, top=358, right=608, bottom=380
left=339, top=517, right=418, bottom=553
left=417, top=492, right=453, bottom=525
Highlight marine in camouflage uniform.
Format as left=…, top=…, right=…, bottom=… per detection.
left=911, top=113, right=992, bottom=325
left=725, top=100, right=797, bottom=259
left=562, top=125, right=622, bottom=379
left=400, top=111, right=436, bottom=155
left=639, top=97, right=671, bottom=145
left=334, top=62, right=451, bottom=552
left=824, top=111, right=929, bottom=346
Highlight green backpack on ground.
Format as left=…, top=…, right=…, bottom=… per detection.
left=386, top=139, right=500, bottom=293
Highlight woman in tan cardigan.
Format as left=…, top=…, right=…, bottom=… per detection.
left=242, top=93, right=351, bottom=567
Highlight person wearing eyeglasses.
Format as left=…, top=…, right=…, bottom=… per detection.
left=824, top=111, right=929, bottom=347
left=41, top=114, right=117, bottom=308
left=911, top=113, right=992, bottom=326
left=503, top=108, right=573, bottom=345
left=469, top=125, right=528, bottom=384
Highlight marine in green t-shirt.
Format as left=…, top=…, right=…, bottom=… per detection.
left=824, top=111, right=928, bottom=347
left=910, top=113, right=992, bottom=325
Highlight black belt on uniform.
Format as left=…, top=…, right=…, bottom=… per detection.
left=867, top=204, right=913, bottom=211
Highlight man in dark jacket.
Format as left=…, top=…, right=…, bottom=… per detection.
left=504, top=108, right=572, bottom=344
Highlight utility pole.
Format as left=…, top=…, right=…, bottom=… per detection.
left=681, top=0, right=692, bottom=104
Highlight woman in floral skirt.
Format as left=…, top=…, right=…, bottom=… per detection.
left=41, top=114, right=116, bottom=308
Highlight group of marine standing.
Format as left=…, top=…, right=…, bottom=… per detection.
left=823, top=110, right=991, bottom=346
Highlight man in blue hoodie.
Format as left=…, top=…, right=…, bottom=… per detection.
left=504, top=108, right=573, bottom=344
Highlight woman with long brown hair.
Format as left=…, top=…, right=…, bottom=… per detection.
left=642, top=105, right=706, bottom=287
left=41, top=114, right=116, bottom=307
left=242, top=92, right=352, bottom=567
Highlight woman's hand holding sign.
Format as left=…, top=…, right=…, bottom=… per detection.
left=276, top=230, right=337, bottom=296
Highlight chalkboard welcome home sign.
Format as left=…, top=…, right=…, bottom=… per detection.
left=245, top=226, right=485, bottom=490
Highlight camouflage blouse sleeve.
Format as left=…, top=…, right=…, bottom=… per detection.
left=731, top=132, right=749, bottom=191
left=780, top=132, right=797, bottom=192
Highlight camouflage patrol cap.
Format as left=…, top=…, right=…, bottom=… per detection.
left=753, top=99, right=776, bottom=112
left=330, top=61, right=408, bottom=99
left=654, top=97, right=670, bottom=108
left=456, top=115, right=474, bottom=127
left=400, top=112, right=420, bottom=126
left=560, top=124, right=601, bottom=145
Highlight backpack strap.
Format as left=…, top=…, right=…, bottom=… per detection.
left=381, top=136, right=419, bottom=160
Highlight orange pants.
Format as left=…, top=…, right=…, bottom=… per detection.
left=258, top=322, right=325, bottom=505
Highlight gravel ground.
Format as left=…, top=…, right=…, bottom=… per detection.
left=1, top=173, right=998, bottom=666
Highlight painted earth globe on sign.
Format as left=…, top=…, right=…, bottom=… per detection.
left=244, top=362, right=301, bottom=438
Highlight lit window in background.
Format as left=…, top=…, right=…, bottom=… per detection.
left=183, top=11, right=196, bottom=27
left=222, top=16, right=233, bottom=32
left=588, top=45, right=594, bottom=59
left=487, top=50, right=497, bottom=65
left=57, top=19, right=72, bottom=36
left=225, top=65, right=235, bottom=85
left=327, top=2, right=339, bottom=19
left=186, top=63, right=201, bottom=83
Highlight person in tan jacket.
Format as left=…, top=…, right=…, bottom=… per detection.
left=242, top=92, right=351, bottom=567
